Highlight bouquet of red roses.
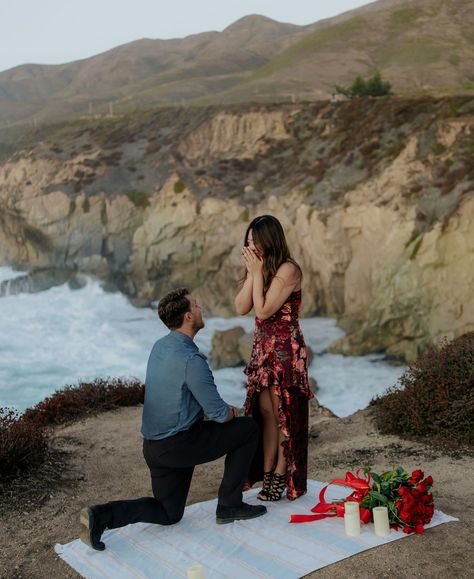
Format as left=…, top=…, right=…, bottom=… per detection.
left=360, top=467, right=434, bottom=534
left=291, top=467, right=434, bottom=534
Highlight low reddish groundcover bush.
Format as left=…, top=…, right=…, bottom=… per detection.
left=0, top=407, right=47, bottom=481
left=372, top=332, right=474, bottom=446
left=23, top=377, right=144, bottom=426
left=1, top=377, right=144, bottom=483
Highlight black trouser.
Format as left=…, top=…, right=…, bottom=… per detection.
left=104, top=416, right=258, bottom=530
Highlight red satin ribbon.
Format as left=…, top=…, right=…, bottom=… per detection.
left=290, top=470, right=372, bottom=524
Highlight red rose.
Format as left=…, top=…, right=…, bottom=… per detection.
left=400, top=511, right=411, bottom=523
left=403, top=526, right=413, bottom=534
left=414, top=524, right=425, bottom=534
left=411, top=469, right=424, bottom=481
left=360, top=508, right=371, bottom=524
left=424, top=475, right=433, bottom=486
left=402, top=493, right=415, bottom=506
left=416, top=482, right=427, bottom=493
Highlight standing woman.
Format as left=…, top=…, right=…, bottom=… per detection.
left=235, top=215, right=313, bottom=501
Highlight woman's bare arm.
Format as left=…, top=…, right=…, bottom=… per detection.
left=252, top=262, right=299, bottom=320
left=235, top=273, right=254, bottom=315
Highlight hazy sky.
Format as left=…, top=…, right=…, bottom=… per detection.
left=1, top=0, right=373, bottom=73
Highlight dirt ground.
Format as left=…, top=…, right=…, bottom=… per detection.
left=1, top=404, right=472, bottom=578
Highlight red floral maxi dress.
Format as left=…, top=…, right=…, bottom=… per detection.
left=243, top=289, right=314, bottom=500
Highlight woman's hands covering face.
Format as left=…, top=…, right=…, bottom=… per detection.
left=242, top=246, right=263, bottom=275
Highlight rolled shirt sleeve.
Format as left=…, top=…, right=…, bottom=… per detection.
left=185, top=353, right=230, bottom=423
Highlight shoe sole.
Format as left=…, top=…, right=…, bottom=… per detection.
left=257, top=492, right=283, bottom=502
left=80, top=507, right=105, bottom=551
left=216, top=509, right=267, bottom=525
left=80, top=507, right=93, bottom=547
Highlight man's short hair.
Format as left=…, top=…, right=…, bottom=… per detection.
left=158, top=287, right=190, bottom=329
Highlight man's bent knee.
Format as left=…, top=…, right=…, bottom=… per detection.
left=237, top=416, right=259, bottom=438
left=162, top=508, right=185, bottom=525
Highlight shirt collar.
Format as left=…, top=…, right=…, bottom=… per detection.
left=169, top=330, right=198, bottom=348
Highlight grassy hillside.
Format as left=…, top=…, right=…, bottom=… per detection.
left=0, top=0, right=473, bottom=129
left=217, top=0, right=474, bottom=102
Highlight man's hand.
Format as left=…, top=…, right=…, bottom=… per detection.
left=226, top=405, right=239, bottom=421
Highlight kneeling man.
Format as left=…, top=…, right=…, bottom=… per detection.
left=80, top=287, right=266, bottom=550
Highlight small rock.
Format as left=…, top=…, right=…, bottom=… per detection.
left=309, top=396, right=337, bottom=419
left=211, top=326, right=246, bottom=369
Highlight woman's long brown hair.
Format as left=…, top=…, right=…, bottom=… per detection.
left=243, top=215, right=302, bottom=296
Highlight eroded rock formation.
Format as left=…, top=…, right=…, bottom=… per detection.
left=1, top=97, right=473, bottom=362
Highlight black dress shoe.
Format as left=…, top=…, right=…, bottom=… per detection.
left=80, top=506, right=107, bottom=551
left=216, top=502, right=267, bottom=524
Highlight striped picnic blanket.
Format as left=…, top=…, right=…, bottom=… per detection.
left=55, top=480, right=457, bottom=578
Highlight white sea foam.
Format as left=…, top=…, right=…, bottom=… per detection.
left=0, top=266, right=27, bottom=284
left=0, top=267, right=405, bottom=416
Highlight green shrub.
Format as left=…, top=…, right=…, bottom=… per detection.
left=299, top=183, right=314, bottom=194
left=125, top=191, right=150, bottom=209
left=371, top=333, right=474, bottom=445
left=336, top=72, right=393, bottom=99
left=386, top=141, right=405, bottom=159
left=173, top=179, right=185, bottom=193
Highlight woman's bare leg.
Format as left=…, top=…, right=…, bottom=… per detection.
left=270, top=387, right=287, bottom=476
left=258, top=389, right=278, bottom=472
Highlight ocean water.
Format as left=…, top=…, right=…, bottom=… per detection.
left=0, top=267, right=405, bottom=417
left=0, top=266, right=27, bottom=283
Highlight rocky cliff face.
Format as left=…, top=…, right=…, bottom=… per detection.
left=0, top=97, right=473, bottom=362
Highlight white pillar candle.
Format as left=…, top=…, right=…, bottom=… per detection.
left=187, top=564, right=205, bottom=579
left=344, top=501, right=360, bottom=514
left=373, top=506, right=390, bottom=537
left=344, top=511, right=360, bottom=536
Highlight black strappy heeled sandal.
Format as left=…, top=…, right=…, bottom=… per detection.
left=264, top=472, right=287, bottom=502
left=257, top=472, right=286, bottom=502
left=257, top=470, right=274, bottom=501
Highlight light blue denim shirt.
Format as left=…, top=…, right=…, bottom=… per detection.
left=141, top=331, right=230, bottom=440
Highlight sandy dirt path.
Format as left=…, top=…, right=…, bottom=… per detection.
left=1, top=405, right=472, bottom=578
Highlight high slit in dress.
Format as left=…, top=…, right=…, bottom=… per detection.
left=243, top=289, right=314, bottom=500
